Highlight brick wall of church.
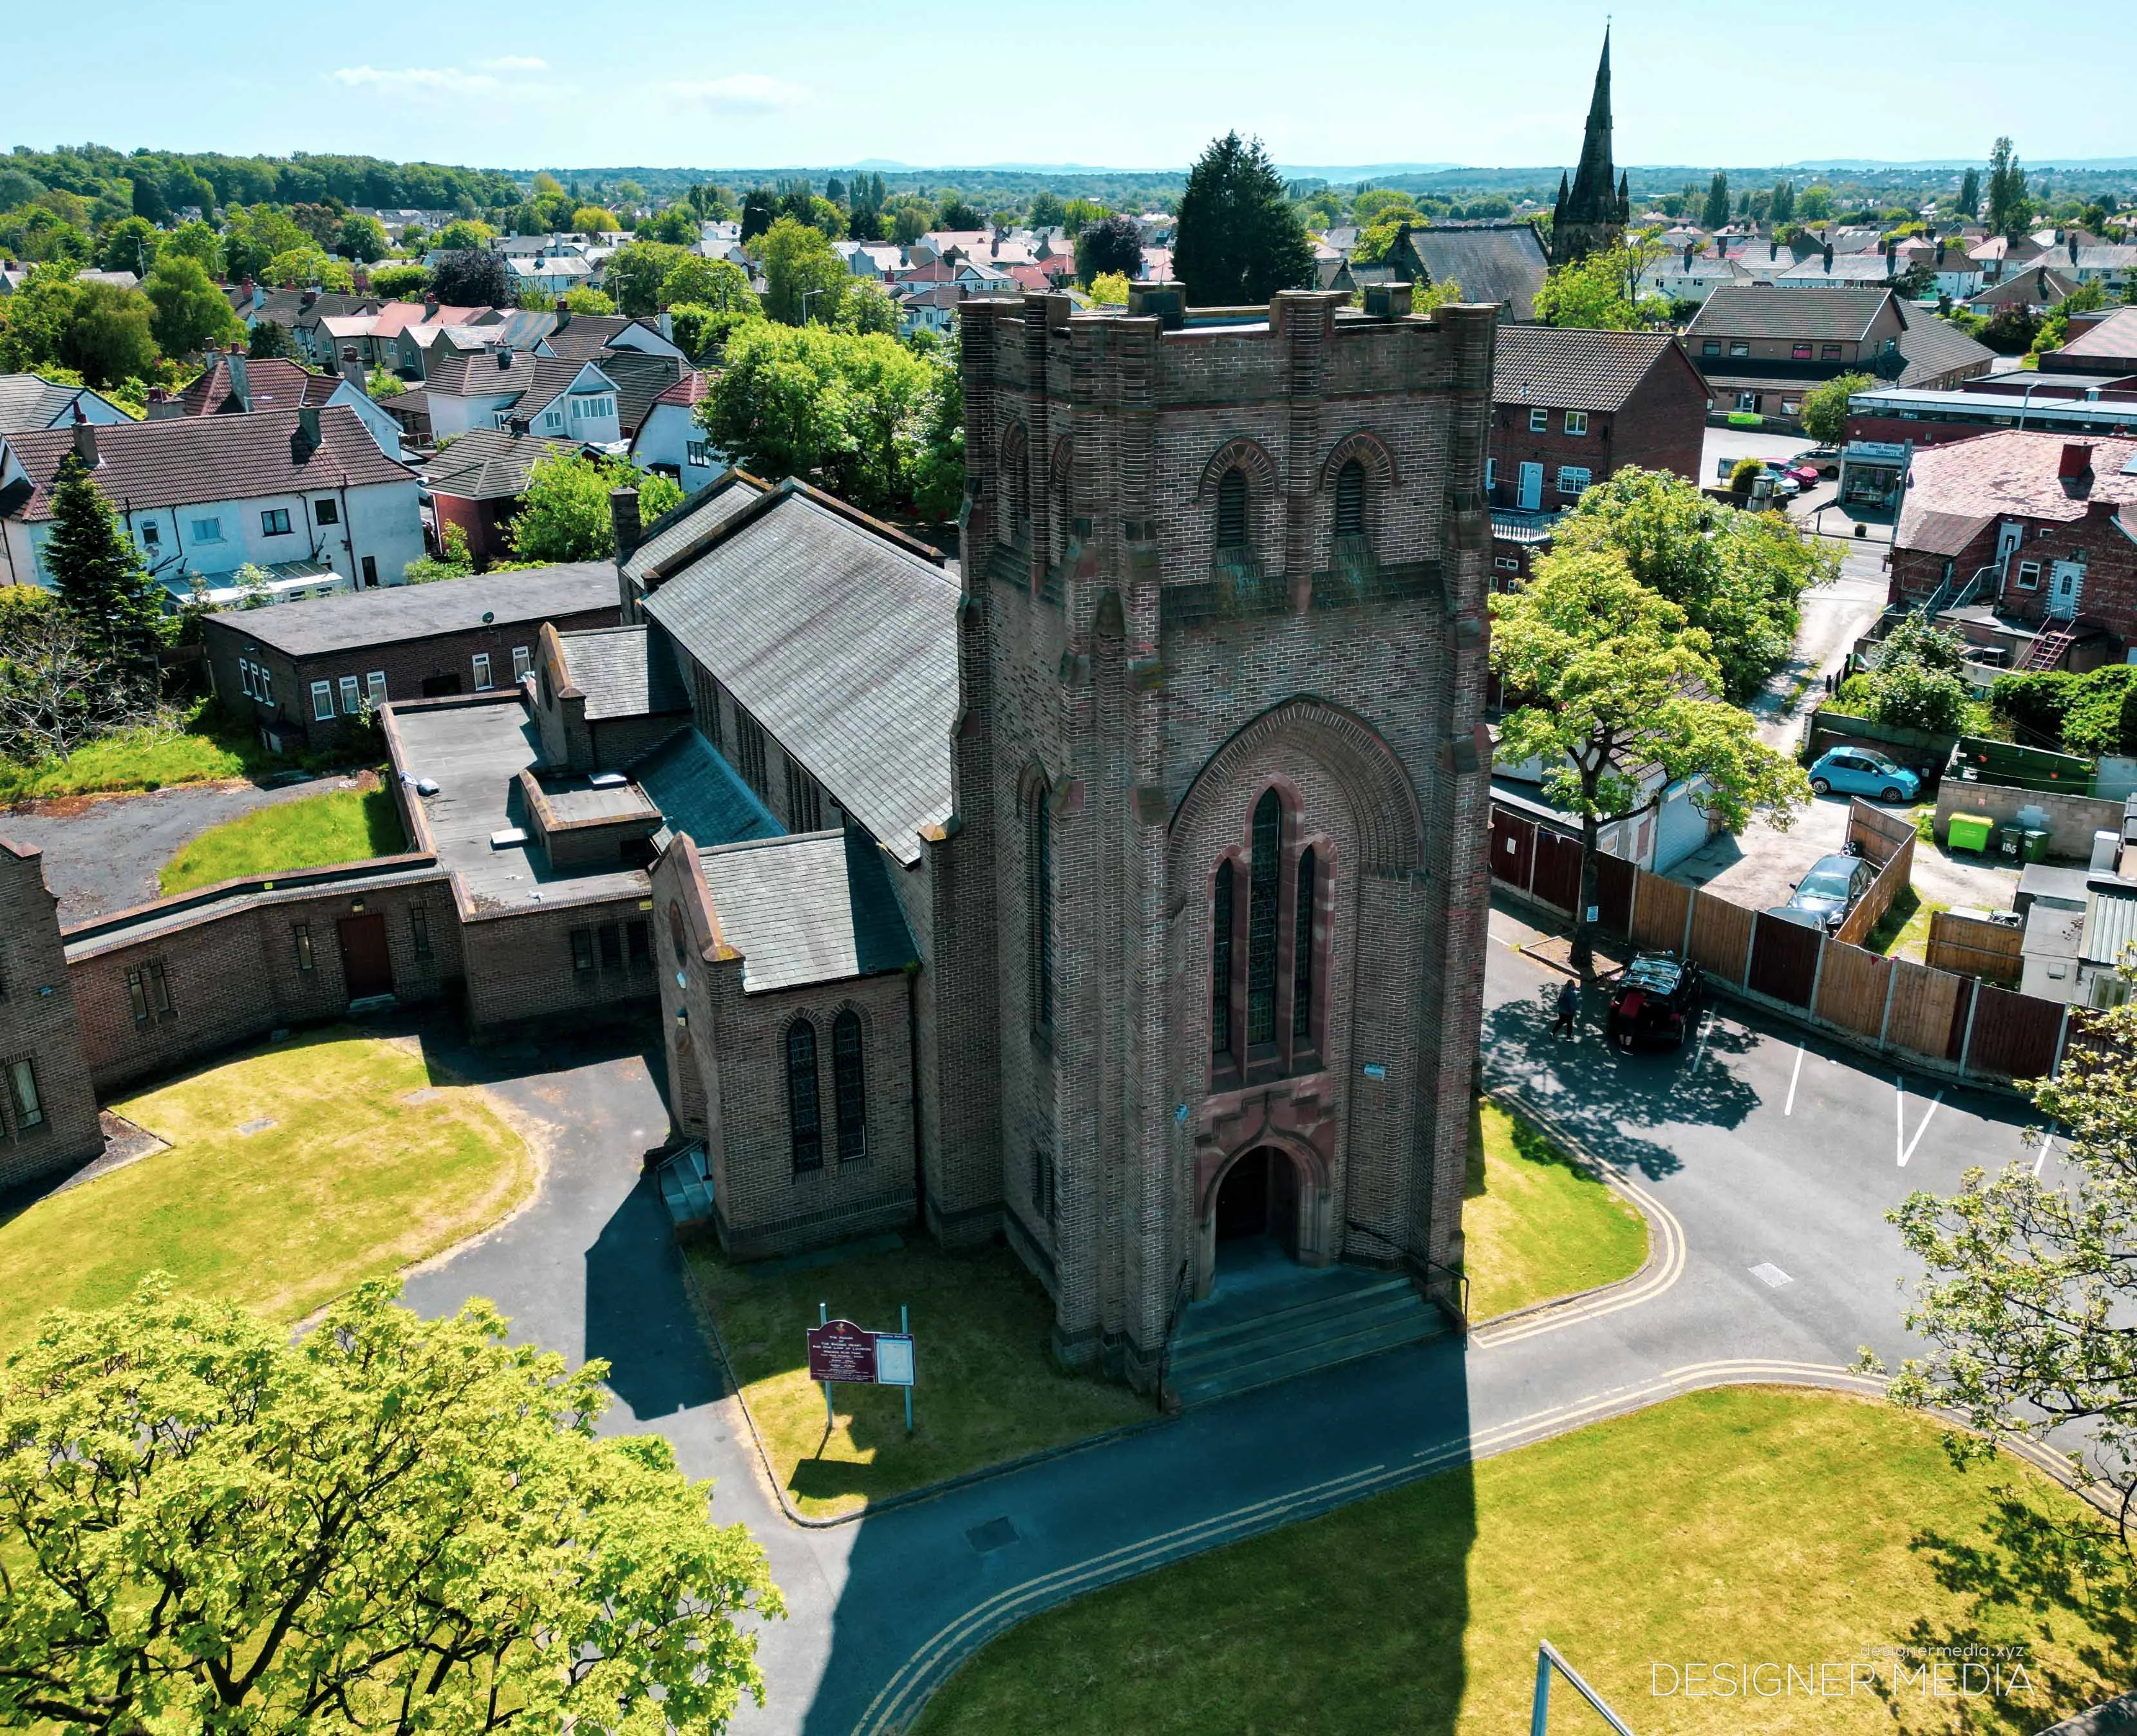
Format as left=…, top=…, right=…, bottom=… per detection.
left=0, top=841, right=105, bottom=1190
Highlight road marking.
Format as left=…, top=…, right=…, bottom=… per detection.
left=1784, top=1044, right=1806, bottom=1116
left=1690, top=1013, right=1712, bottom=1075
left=1749, top=1261, right=1793, bottom=1288
left=2033, top=1135, right=2055, bottom=1180
left=1895, top=1082, right=1944, bottom=1168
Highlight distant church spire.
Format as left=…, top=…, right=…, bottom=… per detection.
left=1550, top=30, right=1626, bottom=267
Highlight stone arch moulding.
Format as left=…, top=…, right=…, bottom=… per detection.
left=1317, top=428, right=1400, bottom=492
left=1192, top=1126, right=1337, bottom=1296
left=1195, top=435, right=1281, bottom=503
left=1168, top=697, right=1426, bottom=876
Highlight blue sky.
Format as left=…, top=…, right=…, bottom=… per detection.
left=17, top=0, right=2134, bottom=174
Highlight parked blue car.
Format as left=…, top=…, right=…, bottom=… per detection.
left=1807, top=748, right=1920, bottom=804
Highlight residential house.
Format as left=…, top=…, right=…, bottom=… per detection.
left=1775, top=248, right=1898, bottom=288
left=144, top=350, right=406, bottom=461
left=898, top=281, right=963, bottom=337
left=2049, top=234, right=2137, bottom=296
left=507, top=251, right=598, bottom=298
left=200, top=561, right=621, bottom=753
left=2039, top=308, right=2137, bottom=378
left=540, top=312, right=686, bottom=364
left=0, top=374, right=130, bottom=435
left=417, top=426, right=582, bottom=567
left=1635, top=248, right=1753, bottom=305
left=1887, top=429, right=2137, bottom=668
left=628, top=371, right=721, bottom=482
left=421, top=348, right=624, bottom=444
left=288, top=294, right=384, bottom=363
left=1681, top=286, right=1994, bottom=422
left=0, top=408, right=422, bottom=598
left=1964, top=263, right=2078, bottom=317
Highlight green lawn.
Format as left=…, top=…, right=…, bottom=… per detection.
left=158, top=786, right=406, bottom=894
left=0, top=1031, right=534, bottom=1351
left=1461, top=1099, right=1647, bottom=1322
left=918, top=1386, right=2131, bottom=1736
left=0, top=704, right=266, bottom=801
left=687, top=1240, right=1150, bottom=1520
left=1865, top=885, right=1946, bottom=963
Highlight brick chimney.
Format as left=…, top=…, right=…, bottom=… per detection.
left=339, top=344, right=366, bottom=388
left=71, top=411, right=98, bottom=469
left=292, top=406, right=321, bottom=461
left=424, top=292, right=438, bottom=319
left=300, top=288, right=317, bottom=310
left=609, top=486, right=642, bottom=561
left=2058, top=441, right=2093, bottom=482
left=554, top=294, right=570, bottom=331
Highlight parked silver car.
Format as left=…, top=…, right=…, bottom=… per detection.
left=1767, top=851, right=1879, bottom=932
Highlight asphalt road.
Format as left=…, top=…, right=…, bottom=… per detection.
left=396, top=922, right=2064, bottom=1736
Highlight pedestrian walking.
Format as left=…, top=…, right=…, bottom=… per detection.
left=1551, top=977, right=1580, bottom=1040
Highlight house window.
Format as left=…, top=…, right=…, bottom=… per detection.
left=1556, top=466, right=1593, bottom=498
left=338, top=675, right=361, bottom=714
left=570, top=927, right=594, bottom=972
left=1494, top=556, right=1521, bottom=571
left=1292, top=847, right=1316, bottom=1043
left=261, top=508, right=292, bottom=536
left=258, top=665, right=272, bottom=704
left=5, top=1060, right=42, bottom=1133
left=1701, top=339, right=1721, bottom=356
left=1246, top=791, right=1281, bottom=1048
left=294, top=923, right=315, bottom=974
left=140, top=521, right=160, bottom=551
left=787, top=1020, right=822, bottom=1171
left=1563, top=410, right=1588, bottom=435
left=472, top=653, right=494, bottom=691
left=410, top=905, right=431, bottom=959
left=687, top=439, right=711, bottom=467
left=1333, top=459, right=1366, bottom=538
left=785, top=759, right=825, bottom=832
left=569, top=394, right=614, bottom=422
left=366, top=671, right=388, bottom=706
left=1027, top=782, right=1053, bottom=1031
left=1214, top=466, right=1248, bottom=551
left=598, top=923, right=623, bottom=970
left=734, top=710, right=768, bottom=795
left=1527, top=406, right=1549, bottom=433
left=1031, top=1144, right=1057, bottom=1230
left=1485, top=457, right=1496, bottom=491
left=1729, top=341, right=1751, bottom=357
left=625, top=918, right=648, bottom=965
left=2017, top=560, right=2041, bottom=589
left=1781, top=401, right=1800, bottom=416
left=1737, top=392, right=1758, bottom=413
left=833, top=1010, right=866, bottom=1160
left=191, top=517, right=222, bottom=541
left=310, top=681, right=334, bottom=722
left=1211, top=861, right=1234, bottom=1057
left=511, top=646, right=532, bottom=681
left=314, top=498, right=339, bottom=525
left=1791, top=343, right=1812, bottom=360
left=125, top=961, right=173, bottom=1026
left=1822, top=343, right=1843, bottom=359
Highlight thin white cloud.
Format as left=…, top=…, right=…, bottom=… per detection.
left=665, top=74, right=810, bottom=113
left=479, top=55, right=549, bottom=71
left=330, top=65, right=500, bottom=95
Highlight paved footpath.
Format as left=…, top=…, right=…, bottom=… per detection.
left=402, top=913, right=2058, bottom=1736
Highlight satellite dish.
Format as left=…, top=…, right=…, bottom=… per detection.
left=482, top=610, right=494, bottom=625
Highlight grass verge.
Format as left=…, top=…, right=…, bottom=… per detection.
left=0, top=704, right=265, bottom=800
left=1865, top=885, right=1946, bottom=962
left=686, top=1239, right=1150, bottom=1520
left=158, top=786, right=406, bottom=894
left=0, top=1030, right=534, bottom=1350
left=918, top=1386, right=2131, bottom=1736
left=1461, top=1099, right=1646, bottom=1322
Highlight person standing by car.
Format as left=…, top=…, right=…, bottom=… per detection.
left=1552, top=977, right=1581, bottom=1040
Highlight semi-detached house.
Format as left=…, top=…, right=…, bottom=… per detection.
left=421, top=347, right=624, bottom=444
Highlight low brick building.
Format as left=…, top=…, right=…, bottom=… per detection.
left=0, top=840, right=103, bottom=1191
left=418, top=427, right=584, bottom=569
left=1888, top=429, right=2137, bottom=669
left=200, top=561, right=619, bottom=753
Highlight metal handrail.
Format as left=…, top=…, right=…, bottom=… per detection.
left=1344, top=1218, right=1471, bottom=1330
left=1155, top=1257, right=1193, bottom=1400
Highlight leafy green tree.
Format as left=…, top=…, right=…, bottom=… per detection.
left=1551, top=466, right=1839, bottom=703
left=558, top=285, right=616, bottom=314
left=127, top=171, right=169, bottom=225
left=1955, top=166, right=1981, bottom=219
left=1769, top=178, right=1796, bottom=225
left=634, top=206, right=694, bottom=245
left=265, top=246, right=352, bottom=292
left=1700, top=172, right=1731, bottom=231
left=1858, top=614, right=1970, bottom=733
left=96, top=215, right=160, bottom=276
left=367, top=262, right=429, bottom=299
left=570, top=205, right=619, bottom=234
left=1532, top=239, right=1660, bottom=330
left=1351, top=218, right=1416, bottom=267
left=937, top=196, right=984, bottom=231
left=429, top=248, right=511, bottom=308
left=1727, top=457, right=1765, bottom=497
left=248, top=318, right=295, bottom=359
left=1075, top=214, right=1144, bottom=286
left=0, top=1277, right=782, bottom=1734
left=335, top=212, right=389, bottom=261
left=162, top=218, right=223, bottom=278
left=758, top=217, right=848, bottom=326
left=1027, top=190, right=1068, bottom=229
left=838, top=279, right=901, bottom=336
left=1352, top=189, right=1420, bottom=227
left=1979, top=303, right=2041, bottom=354
left=59, top=281, right=160, bottom=388
left=1988, top=137, right=2030, bottom=238
left=221, top=205, right=310, bottom=282
left=144, top=254, right=243, bottom=357
left=884, top=196, right=934, bottom=247
left=0, top=265, right=78, bottom=373
left=1876, top=981, right=2137, bottom=1554
left=602, top=240, right=689, bottom=317
left=1174, top=132, right=1314, bottom=306
left=435, top=218, right=495, bottom=252
left=1087, top=270, right=1131, bottom=306
left=402, top=520, right=475, bottom=584
left=1491, top=546, right=1809, bottom=969
left=1798, top=370, right=1874, bottom=445
left=739, top=187, right=778, bottom=243
left=2031, top=280, right=2109, bottom=359
left=661, top=252, right=755, bottom=312
left=509, top=454, right=684, bottom=563
left=1798, top=185, right=1833, bottom=223
left=40, top=452, right=165, bottom=677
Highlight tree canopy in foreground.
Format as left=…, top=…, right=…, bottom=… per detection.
left=0, top=1278, right=782, bottom=1733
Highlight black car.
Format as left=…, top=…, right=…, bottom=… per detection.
left=1605, top=952, right=1706, bottom=1050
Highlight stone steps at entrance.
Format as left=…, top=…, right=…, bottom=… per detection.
left=1164, top=1241, right=1446, bottom=1409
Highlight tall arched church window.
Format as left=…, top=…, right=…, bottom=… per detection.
left=1334, top=460, right=1366, bottom=538
left=1215, top=466, right=1248, bottom=551
left=1246, top=790, right=1281, bottom=1046
left=1292, top=847, right=1317, bottom=1041
left=786, top=1021, right=822, bottom=1171
left=833, top=1010, right=866, bottom=1159
left=1028, top=784, right=1053, bottom=1031
left=1211, top=862, right=1234, bottom=1055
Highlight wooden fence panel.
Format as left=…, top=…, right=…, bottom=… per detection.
left=1814, top=941, right=1893, bottom=1037
left=1885, top=961, right=1964, bottom=1061
left=1748, top=913, right=1822, bottom=1008
left=1834, top=837, right=1914, bottom=948
left=1688, top=892, right=1756, bottom=985
left=1490, top=807, right=1534, bottom=891
left=1925, top=912, right=2025, bottom=985
left=1847, top=800, right=1918, bottom=866
left=1594, top=853, right=1636, bottom=938
left=1631, top=873, right=1692, bottom=953
left=1531, top=830, right=1581, bottom=913
left=1965, top=984, right=2063, bottom=1081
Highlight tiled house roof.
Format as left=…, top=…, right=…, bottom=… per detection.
left=1491, top=327, right=1694, bottom=413
left=1897, top=430, right=2137, bottom=551
left=555, top=625, right=689, bottom=720
left=418, top=428, right=580, bottom=501
left=691, top=827, right=917, bottom=992
left=1684, top=286, right=1896, bottom=343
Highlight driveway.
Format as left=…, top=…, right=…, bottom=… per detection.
left=393, top=930, right=2065, bottom=1735
left=1746, top=549, right=1891, bottom=750
left=1, top=775, right=350, bottom=923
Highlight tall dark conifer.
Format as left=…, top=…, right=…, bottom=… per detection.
left=42, top=451, right=164, bottom=682
left=1172, top=132, right=1313, bottom=307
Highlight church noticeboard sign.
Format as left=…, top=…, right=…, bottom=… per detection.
left=806, top=1319, right=878, bottom=1385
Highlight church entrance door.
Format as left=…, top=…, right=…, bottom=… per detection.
left=1213, top=1147, right=1303, bottom=1265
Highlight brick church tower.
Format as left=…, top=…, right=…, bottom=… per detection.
left=0, top=840, right=104, bottom=1191
left=957, top=286, right=1496, bottom=1387
left=1550, top=30, right=1630, bottom=267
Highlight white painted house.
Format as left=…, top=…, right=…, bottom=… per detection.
left=422, top=348, right=623, bottom=444
left=628, top=370, right=720, bottom=483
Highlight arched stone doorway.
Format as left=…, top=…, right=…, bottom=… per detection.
left=1195, top=1140, right=1333, bottom=1297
